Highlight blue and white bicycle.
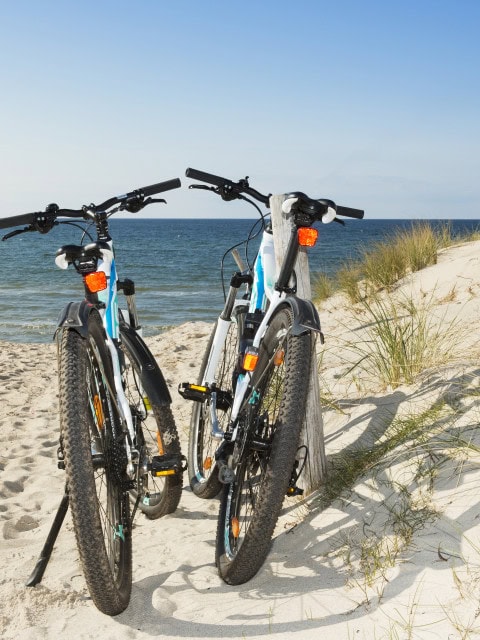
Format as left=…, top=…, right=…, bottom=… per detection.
left=0, top=178, right=184, bottom=615
left=180, top=168, right=364, bottom=585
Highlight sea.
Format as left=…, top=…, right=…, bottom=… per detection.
left=0, top=217, right=478, bottom=343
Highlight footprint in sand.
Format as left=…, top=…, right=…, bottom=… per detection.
left=3, top=515, right=39, bottom=539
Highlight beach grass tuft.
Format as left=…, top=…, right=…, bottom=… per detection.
left=312, top=221, right=470, bottom=305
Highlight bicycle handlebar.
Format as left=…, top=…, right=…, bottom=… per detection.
left=336, top=205, right=364, bottom=220
left=0, top=177, right=182, bottom=231
left=186, top=169, right=364, bottom=221
left=185, top=167, right=270, bottom=206
left=0, top=211, right=42, bottom=229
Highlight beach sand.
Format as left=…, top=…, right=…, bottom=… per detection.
left=2, top=241, right=480, bottom=639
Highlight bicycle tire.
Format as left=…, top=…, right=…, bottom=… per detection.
left=58, top=313, right=132, bottom=615
left=120, top=333, right=183, bottom=518
left=215, top=306, right=312, bottom=585
left=188, top=307, right=246, bottom=499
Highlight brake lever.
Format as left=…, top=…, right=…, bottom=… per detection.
left=144, top=197, right=166, bottom=205
left=2, top=226, right=35, bottom=241
left=188, top=184, right=218, bottom=193
left=334, top=218, right=345, bottom=226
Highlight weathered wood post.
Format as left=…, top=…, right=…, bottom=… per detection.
left=270, top=194, right=326, bottom=494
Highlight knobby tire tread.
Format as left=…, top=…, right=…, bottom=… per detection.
left=216, top=307, right=312, bottom=585
left=58, top=317, right=132, bottom=615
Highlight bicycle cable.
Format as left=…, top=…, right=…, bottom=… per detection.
left=219, top=197, right=267, bottom=300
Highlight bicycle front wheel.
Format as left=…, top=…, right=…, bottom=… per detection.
left=189, top=309, right=245, bottom=499
left=120, top=333, right=183, bottom=518
left=215, top=306, right=312, bottom=585
left=58, top=313, right=132, bottom=615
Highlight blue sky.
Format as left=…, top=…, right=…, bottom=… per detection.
left=0, top=0, right=478, bottom=219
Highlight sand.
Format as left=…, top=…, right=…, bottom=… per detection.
left=2, top=241, right=480, bottom=639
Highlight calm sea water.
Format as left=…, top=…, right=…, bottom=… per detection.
left=0, top=218, right=478, bottom=343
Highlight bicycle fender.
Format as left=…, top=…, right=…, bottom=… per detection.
left=120, top=323, right=172, bottom=406
left=55, top=300, right=97, bottom=339
left=283, top=295, right=322, bottom=336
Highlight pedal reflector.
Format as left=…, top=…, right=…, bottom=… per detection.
left=150, top=453, right=187, bottom=477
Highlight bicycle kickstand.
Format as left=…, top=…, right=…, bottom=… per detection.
left=25, top=489, right=69, bottom=587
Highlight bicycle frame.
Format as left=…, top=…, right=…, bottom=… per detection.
left=55, top=219, right=141, bottom=477
left=94, top=240, right=138, bottom=475
left=201, top=224, right=300, bottom=444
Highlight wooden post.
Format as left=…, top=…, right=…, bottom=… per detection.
left=269, top=194, right=326, bottom=494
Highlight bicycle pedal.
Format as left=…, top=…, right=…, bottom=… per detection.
left=178, top=382, right=232, bottom=411
left=150, top=453, right=187, bottom=477
left=178, top=382, right=210, bottom=402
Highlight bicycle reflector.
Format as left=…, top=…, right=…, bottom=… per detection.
left=84, top=271, right=108, bottom=293
left=243, top=348, right=259, bottom=371
left=298, top=227, right=318, bottom=247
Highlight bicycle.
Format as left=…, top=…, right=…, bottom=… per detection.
left=179, top=168, right=364, bottom=584
left=0, top=178, right=185, bottom=615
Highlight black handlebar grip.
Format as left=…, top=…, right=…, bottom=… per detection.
left=0, top=212, right=36, bottom=229
left=185, top=168, right=228, bottom=187
left=140, top=178, right=181, bottom=197
left=336, top=205, right=364, bottom=219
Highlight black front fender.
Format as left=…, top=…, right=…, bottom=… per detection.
left=55, top=300, right=98, bottom=339
left=120, top=322, right=172, bottom=406
left=283, top=295, right=322, bottom=336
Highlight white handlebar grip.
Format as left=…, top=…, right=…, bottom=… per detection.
left=322, top=207, right=337, bottom=224
left=55, top=254, right=69, bottom=270
left=282, top=197, right=298, bottom=214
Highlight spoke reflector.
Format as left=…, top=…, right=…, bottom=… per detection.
left=203, top=456, right=213, bottom=470
left=274, top=348, right=285, bottom=366
left=93, top=394, right=104, bottom=429
left=156, top=431, right=165, bottom=455
left=231, top=517, right=240, bottom=538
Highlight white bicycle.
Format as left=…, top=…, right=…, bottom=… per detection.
left=0, top=178, right=185, bottom=615
left=180, top=167, right=364, bottom=584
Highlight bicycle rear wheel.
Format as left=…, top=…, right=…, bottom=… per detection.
left=188, top=308, right=245, bottom=498
left=58, top=313, right=132, bottom=615
left=215, top=306, right=312, bottom=585
left=120, top=333, right=183, bottom=518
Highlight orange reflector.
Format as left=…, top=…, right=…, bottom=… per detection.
left=298, top=227, right=318, bottom=247
left=93, top=394, right=104, bottom=429
left=203, top=456, right=213, bottom=470
left=84, top=271, right=108, bottom=293
left=243, top=349, right=259, bottom=372
left=156, top=432, right=165, bottom=456
left=231, top=517, right=240, bottom=538
left=273, top=348, right=285, bottom=366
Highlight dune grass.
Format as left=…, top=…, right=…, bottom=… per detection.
left=342, top=291, right=460, bottom=389
left=312, top=221, right=459, bottom=305
left=322, top=394, right=480, bottom=612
